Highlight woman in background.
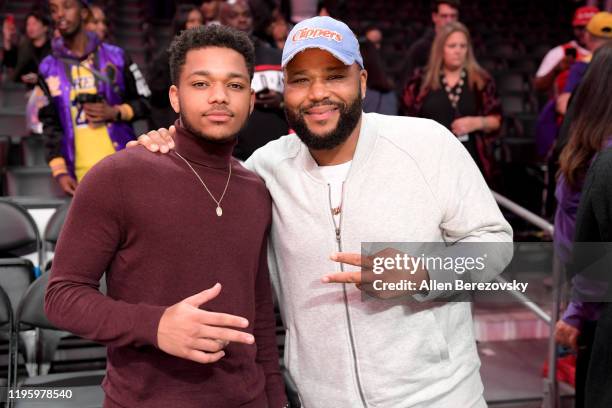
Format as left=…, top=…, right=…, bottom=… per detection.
left=553, top=43, right=612, bottom=408
left=401, top=22, right=501, bottom=185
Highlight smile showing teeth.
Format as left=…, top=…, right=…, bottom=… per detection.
left=305, top=106, right=338, bottom=121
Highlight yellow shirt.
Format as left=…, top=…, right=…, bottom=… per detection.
left=69, top=60, right=116, bottom=181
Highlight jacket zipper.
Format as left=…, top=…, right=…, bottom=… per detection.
left=328, top=183, right=368, bottom=408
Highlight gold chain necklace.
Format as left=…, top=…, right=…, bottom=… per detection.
left=174, top=151, right=232, bottom=217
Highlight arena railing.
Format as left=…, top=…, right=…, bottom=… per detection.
left=492, top=191, right=561, bottom=408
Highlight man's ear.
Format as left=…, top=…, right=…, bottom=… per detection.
left=359, top=69, right=368, bottom=100
left=169, top=85, right=180, bottom=113
left=249, top=89, right=255, bottom=115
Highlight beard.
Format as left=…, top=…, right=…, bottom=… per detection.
left=285, top=89, right=363, bottom=150
left=179, top=111, right=244, bottom=145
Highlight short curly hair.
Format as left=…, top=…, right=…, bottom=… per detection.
left=168, top=24, right=255, bottom=85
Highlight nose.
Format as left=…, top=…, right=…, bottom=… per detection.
left=307, top=79, right=331, bottom=102
left=207, top=83, right=229, bottom=105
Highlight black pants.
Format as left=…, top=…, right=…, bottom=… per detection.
left=575, top=320, right=597, bottom=408
left=585, top=304, right=612, bottom=407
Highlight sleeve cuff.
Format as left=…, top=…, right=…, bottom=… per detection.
left=132, top=303, right=167, bottom=347
left=118, top=103, right=134, bottom=122
left=49, top=157, right=68, bottom=178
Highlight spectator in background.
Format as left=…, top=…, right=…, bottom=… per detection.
left=557, top=11, right=612, bottom=116
left=219, top=0, right=288, bottom=161
left=264, top=5, right=291, bottom=50
left=364, top=25, right=382, bottom=49
left=401, top=0, right=459, bottom=85
left=402, top=22, right=502, bottom=185
left=2, top=14, right=19, bottom=71
left=147, top=5, right=203, bottom=130
left=85, top=4, right=109, bottom=41
left=533, top=6, right=598, bottom=94
left=553, top=42, right=612, bottom=408
left=360, top=26, right=397, bottom=115
left=534, top=6, right=599, bottom=163
left=3, top=11, right=52, bottom=87
left=200, top=0, right=223, bottom=25
left=39, top=0, right=151, bottom=195
left=553, top=44, right=612, bottom=408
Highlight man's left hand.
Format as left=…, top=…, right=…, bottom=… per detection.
left=83, top=101, right=119, bottom=123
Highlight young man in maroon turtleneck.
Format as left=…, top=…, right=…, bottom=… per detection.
left=44, top=25, right=288, bottom=408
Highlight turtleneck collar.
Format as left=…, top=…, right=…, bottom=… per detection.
left=173, top=119, right=237, bottom=169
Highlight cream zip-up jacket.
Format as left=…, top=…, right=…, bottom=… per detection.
left=245, top=112, right=513, bottom=408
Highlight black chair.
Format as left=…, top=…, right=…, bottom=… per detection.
left=0, top=285, right=16, bottom=405
left=501, top=95, right=526, bottom=115
left=42, top=200, right=72, bottom=272
left=0, top=199, right=43, bottom=274
left=496, top=72, right=526, bottom=96
left=0, top=259, right=38, bottom=384
left=13, top=273, right=105, bottom=408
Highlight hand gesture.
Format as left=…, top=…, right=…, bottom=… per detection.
left=157, top=283, right=255, bottom=364
left=322, top=248, right=430, bottom=299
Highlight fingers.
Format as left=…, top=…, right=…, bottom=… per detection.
left=191, top=338, right=229, bottom=353
left=322, top=271, right=362, bottom=284
left=199, top=325, right=255, bottom=345
left=198, top=310, right=249, bottom=329
left=186, top=349, right=226, bottom=364
left=184, top=283, right=222, bottom=307
left=126, top=140, right=139, bottom=148
left=138, top=134, right=159, bottom=152
left=330, top=252, right=372, bottom=268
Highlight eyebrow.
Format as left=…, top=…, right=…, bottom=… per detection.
left=188, top=70, right=249, bottom=81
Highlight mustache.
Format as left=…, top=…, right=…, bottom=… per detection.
left=203, top=106, right=235, bottom=116
left=300, top=99, right=344, bottom=114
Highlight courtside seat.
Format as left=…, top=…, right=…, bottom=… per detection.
left=13, top=274, right=105, bottom=408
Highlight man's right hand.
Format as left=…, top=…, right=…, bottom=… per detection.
left=56, top=174, right=78, bottom=196
left=157, top=283, right=254, bottom=364
left=126, top=125, right=176, bottom=153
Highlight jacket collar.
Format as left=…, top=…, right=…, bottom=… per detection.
left=52, top=31, right=101, bottom=61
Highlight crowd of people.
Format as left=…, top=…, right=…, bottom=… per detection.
left=1, top=0, right=612, bottom=407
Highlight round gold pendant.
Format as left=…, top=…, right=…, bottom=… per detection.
left=216, top=206, right=223, bottom=217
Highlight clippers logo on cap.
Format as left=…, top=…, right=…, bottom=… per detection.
left=291, top=27, right=343, bottom=43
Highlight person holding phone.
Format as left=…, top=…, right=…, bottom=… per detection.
left=218, top=0, right=288, bottom=161
left=39, top=0, right=151, bottom=195
left=533, top=6, right=598, bottom=94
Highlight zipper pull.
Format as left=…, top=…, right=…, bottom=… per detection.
left=335, top=227, right=341, bottom=242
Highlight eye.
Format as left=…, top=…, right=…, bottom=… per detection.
left=228, top=83, right=245, bottom=90
left=328, top=75, right=344, bottom=81
left=192, top=81, right=208, bottom=88
left=290, top=77, right=308, bottom=84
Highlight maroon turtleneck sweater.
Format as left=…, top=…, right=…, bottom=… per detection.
left=45, top=124, right=287, bottom=408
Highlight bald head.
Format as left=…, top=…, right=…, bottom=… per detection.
left=219, top=0, right=253, bottom=34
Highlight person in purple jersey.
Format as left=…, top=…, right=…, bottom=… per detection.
left=45, top=24, right=287, bottom=408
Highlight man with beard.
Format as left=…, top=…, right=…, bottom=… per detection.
left=44, top=25, right=288, bottom=408
left=135, top=16, right=512, bottom=407
left=40, top=0, right=151, bottom=195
